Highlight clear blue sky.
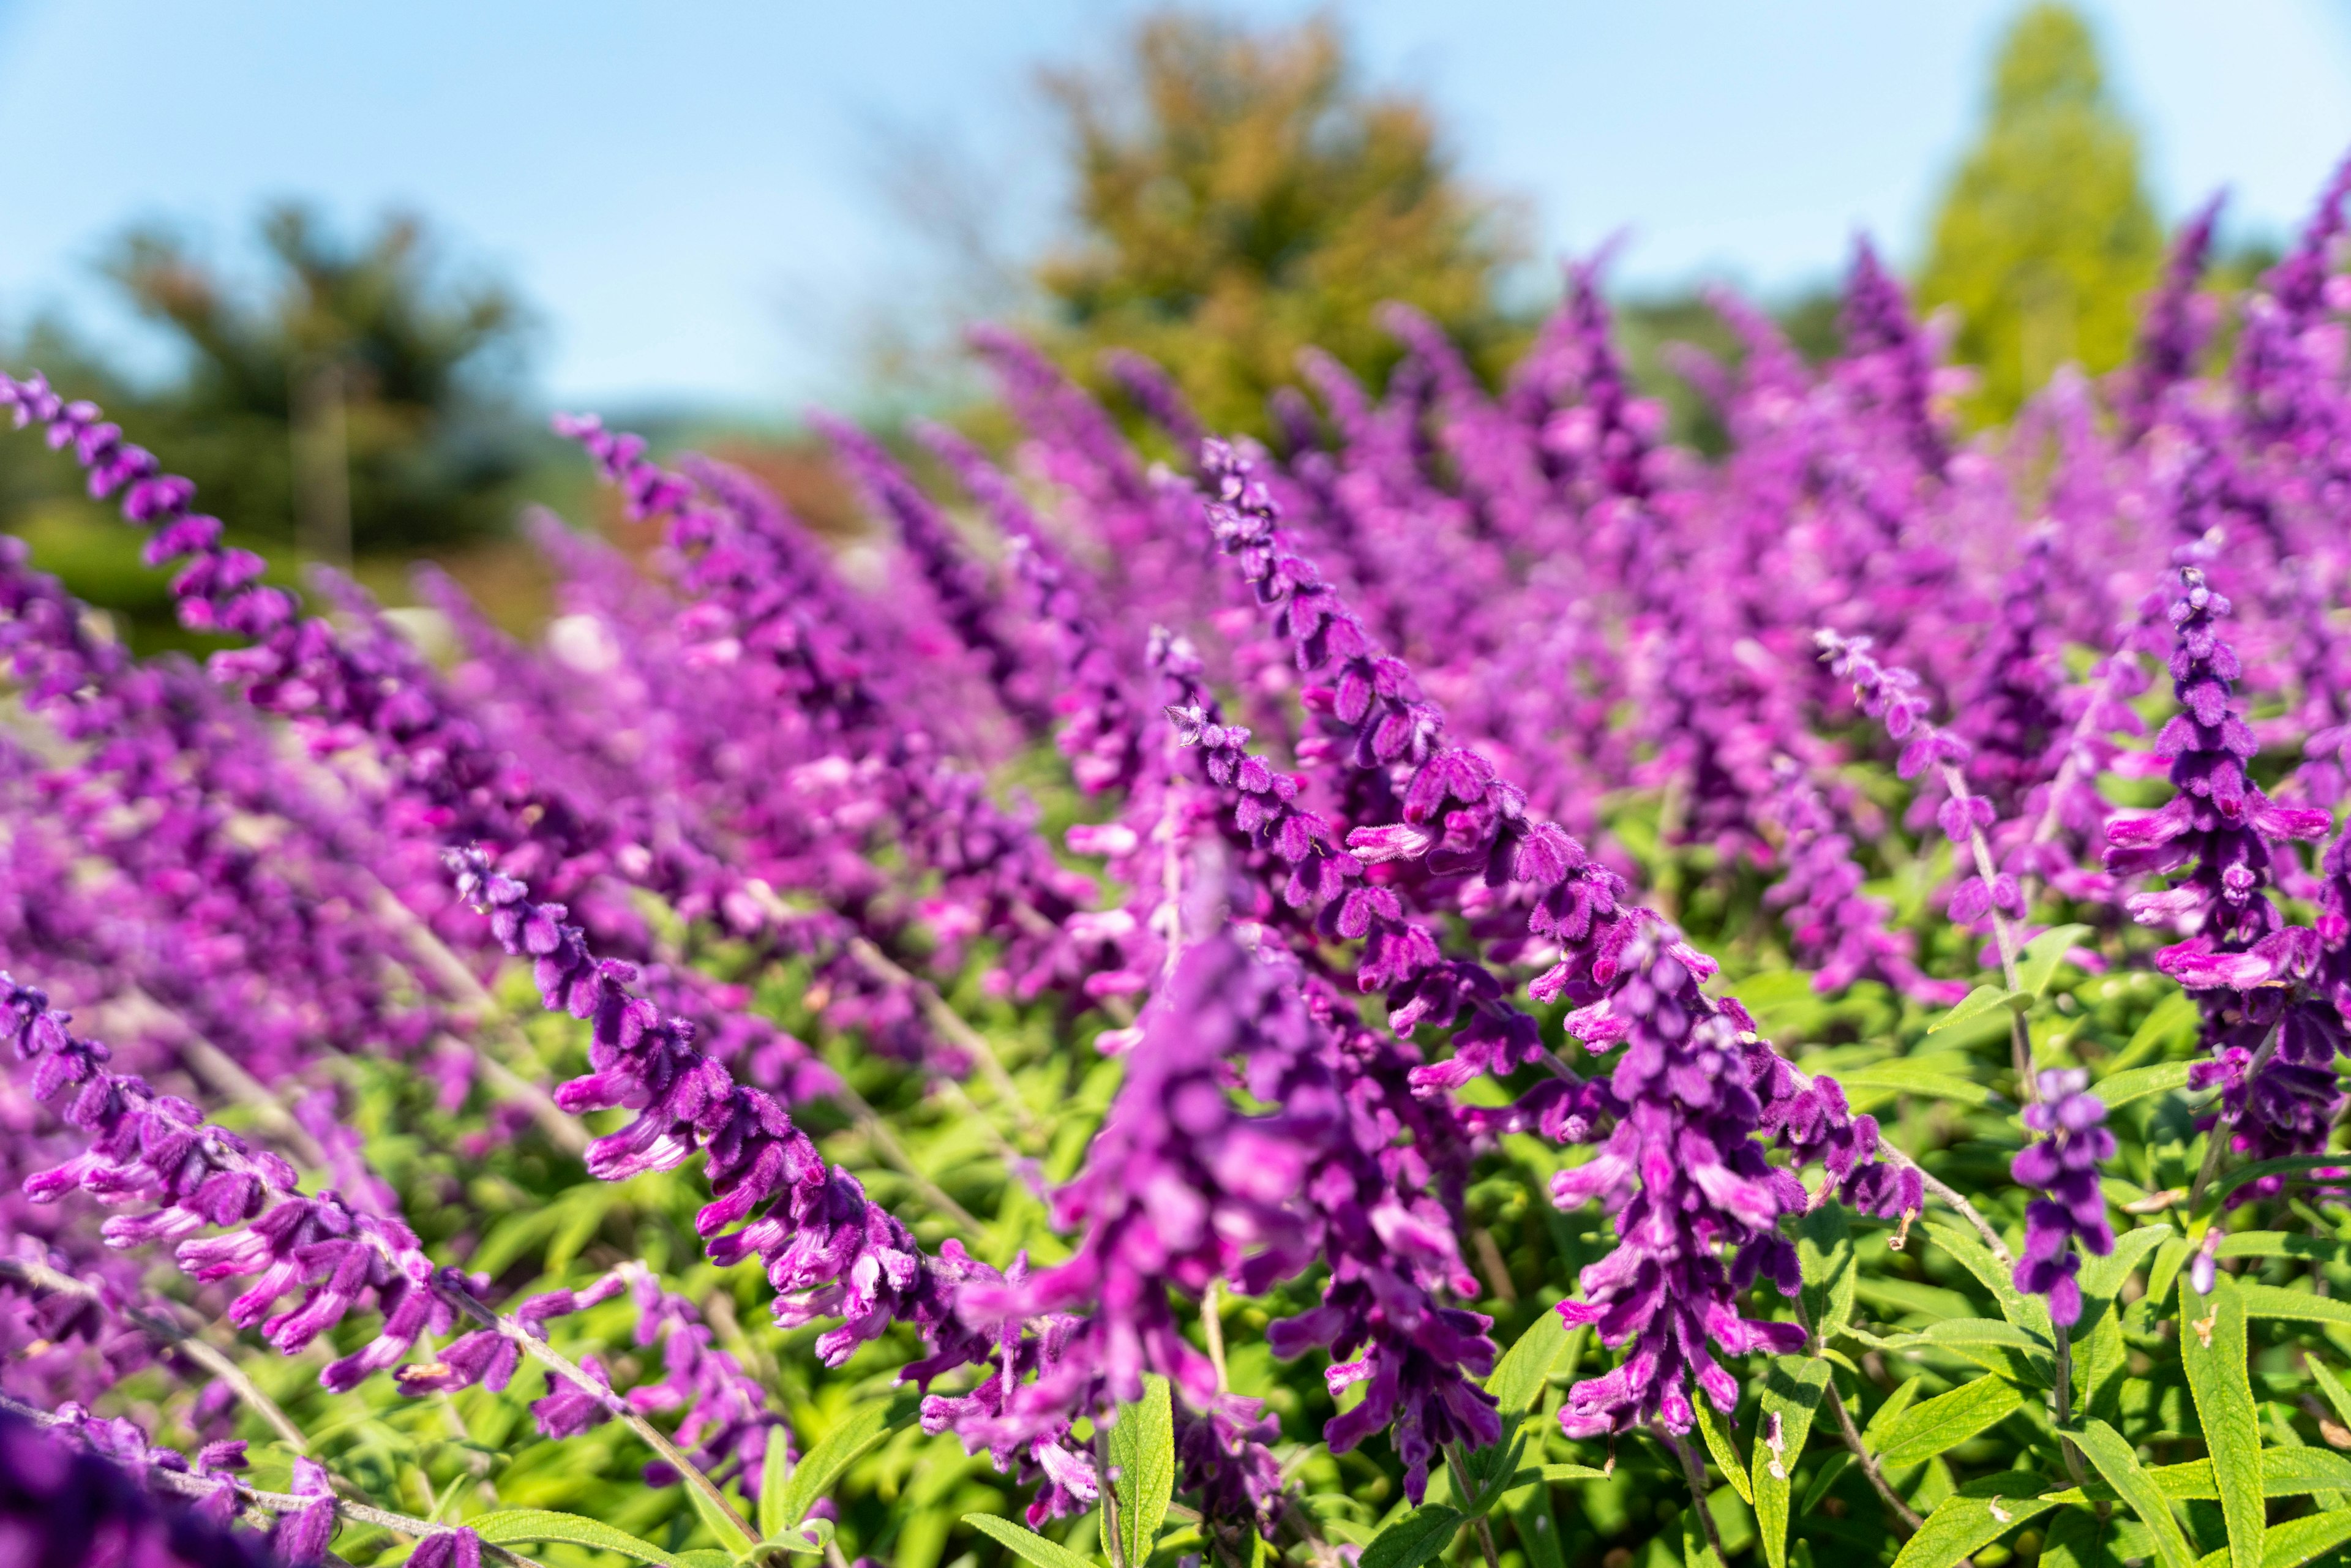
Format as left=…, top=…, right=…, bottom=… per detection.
left=2, top=1, right=2347, bottom=414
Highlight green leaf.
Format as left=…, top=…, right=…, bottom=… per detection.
left=1109, top=1373, right=1176, bottom=1566
left=2309, top=1358, right=2351, bottom=1433
left=774, top=1389, right=922, bottom=1534
left=1750, top=1354, right=1832, bottom=1568
left=2253, top=1507, right=2351, bottom=1568
left=964, top=1514, right=1102, bottom=1568
left=758, top=1431, right=794, bottom=1540
left=673, top=1555, right=734, bottom=1568
left=1532, top=1464, right=1611, bottom=1482
left=2181, top=1275, right=2263, bottom=1568
left=1797, top=1204, right=1857, bottom=1338
left=1929, top=985, right=2027, bottom=1035
left=1875, top=1375, right=2025, bottom=1468
left=1682, top=1504, right=1722, bottom=1568
left=2211, top=1157, right=2351, bottom=1206
left=2079, top=1225, right=2175, bottom=1311
left=685, top=1477, right=757, bottom=1558
left=2093, top=1061, right=2194, bottom=1111
left=2019, top=925, right=2094, bottom=999
left=1862, top=1375, right=1925, bottom=1452
left=1693, top=1397, right=1752, bottom=1505
left=1924, top=1221, right=2052, bottom=1338
left=2041, top=1509, right=2123, bottom=1568
left=1357, top=1504, right=1465, bottom=1568
left=1486, top=1309, right=1569, bottom=1419
left=2072, top=1419, right=2195, bottom=1568
left=467, top=1509, right=694, bottom=1566
left=2239, top=1285, right=2351, bottom=1326
left=2043, top=1448, right=2351, bottom=1504
left=1507, top=1482, right=1564, bottom=1568
left=1838, top=1062, right=1998, bottom=1108
left=2216, top=1232, right=2351, bottom=1267
left=2105, top=989, right=2198, bottom=1075
left=1888, top=1473, right=2059, bottom=1568
left=751, top=1518, right=836, bottom=1561
left=1799, top=1451, right=1853, bottom=1514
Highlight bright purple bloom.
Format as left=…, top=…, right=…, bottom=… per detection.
left=2009, top=1069, right=2115, bottom=1327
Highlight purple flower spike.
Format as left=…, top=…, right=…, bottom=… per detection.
left=1552, top=920, right=1809, bottom=1439
left=2010, top=1070, right=2115, bottom=1327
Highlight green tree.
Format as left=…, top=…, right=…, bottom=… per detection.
left=1035, top=10, right=1526, bottom=435
left=1916, top=2, right=2162, bottom=422
left=100, top=204, right=533, bottom=559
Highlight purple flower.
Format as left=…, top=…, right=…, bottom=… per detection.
left=2010, top=1070, right=2115, bottom=1327
left=1552, top=921, right=1808, bottom=1437
left=2104, top=566, right=2330, bottom=975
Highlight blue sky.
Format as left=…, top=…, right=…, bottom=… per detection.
left=2, top=1, right=2347, bottom=413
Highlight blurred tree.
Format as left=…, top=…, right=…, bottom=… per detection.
left=1916, top=2, right=2161, bottom=422
left=1034, top=10, right=1526, bottom=436
left=99, top=204, right=533, bottom=559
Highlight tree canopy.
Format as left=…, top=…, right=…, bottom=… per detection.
left=1034, top=12, right=1525, bottom=435
left=1916, top=2, right=2162, bottom=422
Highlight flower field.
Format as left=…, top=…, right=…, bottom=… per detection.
left=7, top=153, right=2351, bottom=1568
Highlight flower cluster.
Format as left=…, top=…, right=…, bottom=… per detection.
left=15, top=143, right=2351, bottom=1568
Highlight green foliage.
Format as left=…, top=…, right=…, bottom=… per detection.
left=101, top=204, right=533, bottom=555
left=1916, top=3, right=2163, bottom=422
left=1033, top=11, right=1524, bottom=437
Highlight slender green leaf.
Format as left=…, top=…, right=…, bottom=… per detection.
left=759, top=1432, right=794, bottom=1540
left=1839, top=1063, right=1998, bottom=1108
left=672, top=1555, right=733, bottom=1568
left=1534, top=1464, right=1611, bottom=1482
left=774, top=1389, right=923, bottom=1534
left=1925, top=1221, right=2052, bottom=1337
left=2094, top=1062, right=2195, bottom=1111
left=1799, top=1451, right=1853, bottom=1514
left=964, top=1515, right=1101, bottom=1568
left=1888, top=1474, right=2058, bottom=1568
left=1750, top=1355, right=1831, bottom=1568
left=2044, top=1447, right=2351, bottom=1504
left=2019, top=925, right=2094, bottom=999
left=2308, top=1359, right=2351, bottom=1432
left=1682, top=1504, right=1722, bottom=1568
left=2181, top=1275, right=2263, bottom=1568
left=1798, top=1204, right=1857, bottom=1338
left=1109, top=1373, right=1176, bottom=1566
left=1694, top=1397, right=1752, bottom=1505
left=1862, top=1375, right=1925, bottom=1452
left=2105, top=989, right=2199, bottom=1075
left=2240, top=1285, right=2351, bottom=1326
left=1357, top=1505, right=1465, bottom=1568
left=2254, top=1507, right=2351, bottom=1568
left=684, top=1479, right=756, bottom=1558
left=1929, top=985, right=2028, bottom=1035
left=1875, top=1375, right=2024, bottom=1468
left=1487, top=1309, right=1569, bottom=1419
left=2080, top=1225, right=2175, bottom=1310
left=467, top=1509, right=692, bottom=1566
left=2072, top=1419, right=2195, bottom=1568
left=2216, top=1232, right=2351, bottom=1267
left=2211, top=1157, right=2351, bottom=1206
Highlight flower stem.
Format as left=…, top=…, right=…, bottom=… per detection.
left=1442, top=1441, right=1504, bottom=1568
left=440, top=1283, right=757, bottom=1547
left=1660, top=1427, right=1727, bottom=1564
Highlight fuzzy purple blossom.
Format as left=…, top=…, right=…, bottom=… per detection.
left=2010, top=1070, right=2115, bottom=1327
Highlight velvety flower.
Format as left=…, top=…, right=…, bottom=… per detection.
left=2009, top=1070, right=2115, bottom=1327
left=1551, top=920, right=1809, bottom=1438
left=0, top=1406, right=280, bottom=1568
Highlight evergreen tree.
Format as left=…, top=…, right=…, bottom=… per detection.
left=1035, top=12, right=1524, bottom=436
left=1917, top=3, right=2161, bottom=422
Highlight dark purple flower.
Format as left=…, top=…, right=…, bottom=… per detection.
left=2010, top=1070, right=2115, bottom=1327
